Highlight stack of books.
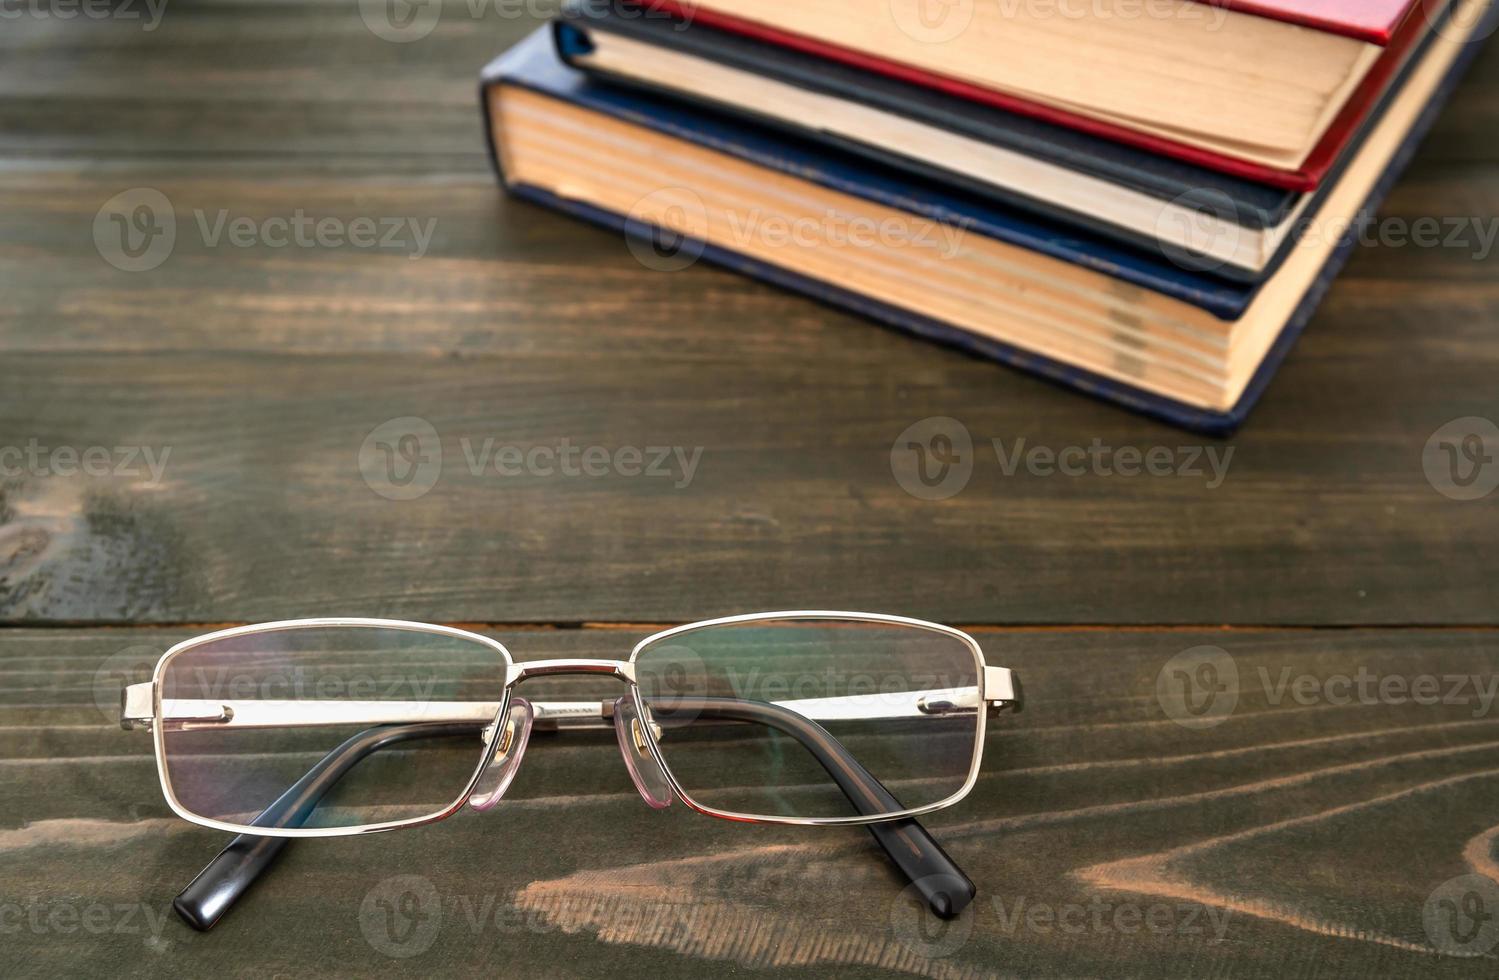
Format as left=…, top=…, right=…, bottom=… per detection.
left=482, top=0, right=1494, bottom=432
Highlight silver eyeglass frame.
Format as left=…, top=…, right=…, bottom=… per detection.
left=125, top=612, right=1018, bottom=838
left=629, top=611, right=996, bottom=827
left=143, top=618, right=517, bottom=840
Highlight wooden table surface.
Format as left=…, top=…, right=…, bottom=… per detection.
left=3, top=4, right=1498, bottom=977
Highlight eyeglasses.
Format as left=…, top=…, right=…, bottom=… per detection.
left=121, top=612, right=1020, bottom=930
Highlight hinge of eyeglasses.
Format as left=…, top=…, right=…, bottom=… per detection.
left=120, top=681, right=155, bottom=731
left=120, top=682, right=236, bottom=730
left=984, top=666, right=1022, bottom=712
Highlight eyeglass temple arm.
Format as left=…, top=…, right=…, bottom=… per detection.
left=159, top=668, right=1021, bottom=931
left=658, top=697, right=977, bottom=918
left=123, top=668, right=1020, bottom=732
left=170, top=697, right=993, bottom=930
left=172, top=722, right=482, bottom=931
left=172, top=715, right=974, bottom=932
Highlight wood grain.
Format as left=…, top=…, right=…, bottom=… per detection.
left=4, top=627, right=1498, bottom=978
left=0, top=11, right=1496, bottom=625
left=0, top=159, right=1496, bottom=623
left=2, top=2, right=1499, bottom=976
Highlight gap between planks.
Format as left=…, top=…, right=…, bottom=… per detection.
left=1, top=621, right=1499, bottom=633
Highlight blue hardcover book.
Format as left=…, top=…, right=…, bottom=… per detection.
left=481, top=14, right=1492, bottom=433
left=551, top=0, right=1458, bottom=285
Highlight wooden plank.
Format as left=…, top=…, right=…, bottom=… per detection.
left=3, top=626, right=1497, bottom=977
left=0, top=272, right=1495, bottom=622
left=0, top=1, right=539, bottom=161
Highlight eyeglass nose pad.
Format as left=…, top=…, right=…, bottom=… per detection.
left=613, top=692, right=672, bottom=809
left=469, top=697, right=534, bottom=811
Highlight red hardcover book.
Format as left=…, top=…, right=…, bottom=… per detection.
left=1216, top=0, right=1419, bottom=42
left=644, top=0, right=1446, bottom=190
